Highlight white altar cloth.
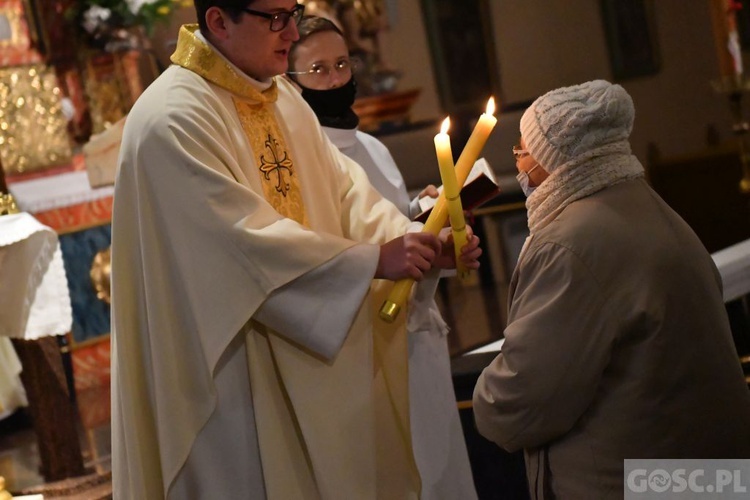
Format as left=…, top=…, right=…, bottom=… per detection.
left=8, top=170, right=114, bottom=214
left=0, top=212, right=72, bottom=340
left=711, top=240, right=750, bottom=302
left=465, top=338, right=505, bottom=356
left=711, top=238, right=750, bottom=303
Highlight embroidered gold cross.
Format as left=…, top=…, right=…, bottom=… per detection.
left=259, top=133, right=294, bottom=197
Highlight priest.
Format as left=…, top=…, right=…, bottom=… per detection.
left=110, top=1, right=481, bottom=499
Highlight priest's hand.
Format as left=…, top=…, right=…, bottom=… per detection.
left=435, top=226, right=482, bottom=270
left=376, top=233, right=441, bottom=281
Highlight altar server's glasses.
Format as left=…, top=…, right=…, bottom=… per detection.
left=287, top=58, right=361, bottom=84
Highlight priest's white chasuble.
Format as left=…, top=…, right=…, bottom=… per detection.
left=111, top=25, right=420, bottom=499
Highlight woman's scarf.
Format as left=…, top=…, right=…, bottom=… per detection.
left=525, top=141, right=645, bottom=234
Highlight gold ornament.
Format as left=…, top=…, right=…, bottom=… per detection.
left=0, top=193, right=18, bottom=215
left=90, top=246, right=111, bottom=304
left=0, top=476, right=12, bottom=500
left=0, top=65, right=73, bottom=176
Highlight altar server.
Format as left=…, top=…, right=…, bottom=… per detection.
left=287, top=16, right=476, bottom=500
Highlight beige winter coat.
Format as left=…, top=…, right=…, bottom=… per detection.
left=473, top=178, right=750, bottom=499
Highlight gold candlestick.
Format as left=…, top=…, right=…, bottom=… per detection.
left=0, top=157, right=18, bottom=216
left=0, top=476, right=12, bottom=500
left=712, top=75, right=750, bottom=194
left=709, top=0, right=750, bottom=193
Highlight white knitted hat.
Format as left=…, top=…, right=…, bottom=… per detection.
left=519, top=80, right=635, bottom=173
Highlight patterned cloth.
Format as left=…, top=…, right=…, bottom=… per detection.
left=0, top=212, right=72, bottom=340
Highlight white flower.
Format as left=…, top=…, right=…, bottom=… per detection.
left=82, top=5, right=112, bottom=34
left=125, top=0, right=159, bottom=15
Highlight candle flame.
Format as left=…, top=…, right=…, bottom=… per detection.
left=486, top=97, right=496, bottom=116
left=440, top=117, right=451, bottom=134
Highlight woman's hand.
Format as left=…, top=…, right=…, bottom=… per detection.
left=434, top=226, right=482, bottom=270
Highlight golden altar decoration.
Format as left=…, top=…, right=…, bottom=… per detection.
left=0, top=64, right=72, bottom=176
left=83, top=50, right=131, bottom=134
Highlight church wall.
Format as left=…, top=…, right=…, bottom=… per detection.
left=382, top=0, right=734, bottom=179
left=150, top=1, right=735, bottom=182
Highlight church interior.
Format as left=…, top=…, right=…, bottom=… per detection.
left=2, top=0, right=750, bottom=498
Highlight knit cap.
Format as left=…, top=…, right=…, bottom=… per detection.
left=519, top=80, right=635, bottom=173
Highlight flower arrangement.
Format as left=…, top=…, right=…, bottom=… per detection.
left=68, top=0, right=188, bottom=50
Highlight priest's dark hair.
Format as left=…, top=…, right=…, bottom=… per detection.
left=193, top=0, right=255, bottom=35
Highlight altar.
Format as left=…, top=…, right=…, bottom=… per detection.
left=0, top=210, right=84, bottom=483
left=0, top=157, right=116, bottom=489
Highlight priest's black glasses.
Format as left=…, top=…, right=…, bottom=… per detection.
left=242, top=4, right=305, bottom=32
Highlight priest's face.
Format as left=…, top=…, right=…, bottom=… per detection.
left=220, top=0, right=302, bottom=80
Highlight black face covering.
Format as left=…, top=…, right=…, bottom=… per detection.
left=299, top=77, right=360, bottom=130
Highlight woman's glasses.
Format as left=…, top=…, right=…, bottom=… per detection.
left=512, top=145, right=530, bottom=160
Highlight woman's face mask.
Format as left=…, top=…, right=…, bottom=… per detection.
left=516, top=163, right=541, bottom=197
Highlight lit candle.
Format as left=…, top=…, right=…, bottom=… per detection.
left=423, top=97, right=498, bottom=235
left=379, top=97, right=498, bottom=323
left=455, top=97, right=499, bottom=184
left=434, top=117, right=469, bottom=279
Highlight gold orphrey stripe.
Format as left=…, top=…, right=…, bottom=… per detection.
left=234, top=99, right=309, bottom=227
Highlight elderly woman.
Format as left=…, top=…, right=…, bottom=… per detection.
left=473, top=80, right=750, bottom=499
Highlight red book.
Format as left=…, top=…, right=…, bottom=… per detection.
left=414, top=158, right=501, bottom=223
